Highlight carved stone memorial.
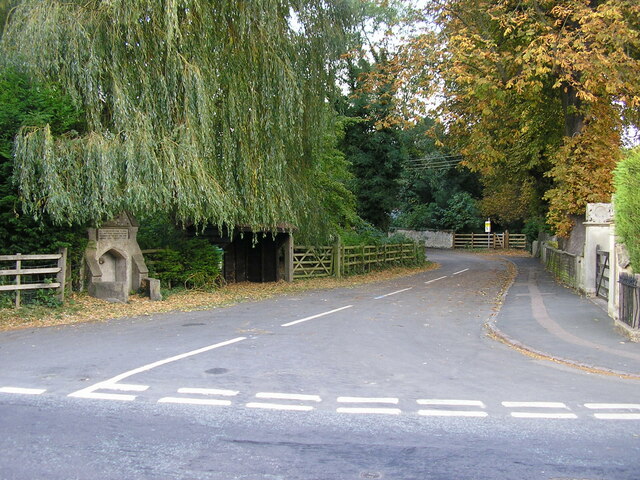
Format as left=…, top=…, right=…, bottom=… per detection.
left=85, top=212, right=159, bottom=302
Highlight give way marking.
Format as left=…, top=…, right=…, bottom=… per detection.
left=68, top=337, right=247, bottom=401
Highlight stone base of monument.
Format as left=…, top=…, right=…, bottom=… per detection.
left=89, top=281, right=128, bottom=304
left=141, top=277, right=162, bottom=301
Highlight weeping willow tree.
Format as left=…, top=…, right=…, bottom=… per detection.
left=0, top=0, right=356, bottom=239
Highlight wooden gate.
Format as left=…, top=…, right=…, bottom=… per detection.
left=453, top=232, right=526, bottom=249
left=293, top=246, right=334, bottom=279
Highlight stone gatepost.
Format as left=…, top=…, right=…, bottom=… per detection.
left=582, top=203, right=613, bottom=297
left=85, top=212, right=151, bottom=303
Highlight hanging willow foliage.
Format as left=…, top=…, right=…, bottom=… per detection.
left=1, top=0, right=356, bottom=235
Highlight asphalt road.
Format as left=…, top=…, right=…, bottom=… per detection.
left=1, top=250, right=639, bottom=480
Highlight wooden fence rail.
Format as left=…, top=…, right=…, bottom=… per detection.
left=453, top=232, right=526, bottom=250
left=293, top=243, right=424, bottom=280
left=0, top=249, right=67, bottom=308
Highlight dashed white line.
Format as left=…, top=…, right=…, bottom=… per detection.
left=68, top=337, right=247, bottom=401
left=503, top=401, right=576, bottom=419
left=425, top=276, right=447, bottom=284
left=246, top=403, right=314, bottom=412
left=452, top=268, right=469, bottom=275
left=75, top=392, right=137, bottom=401
left=417, top=399, right=487, bottom=417
left=502, top=401, right=568, bottom=409
left=417, top=399, right=485, bottom=407
left=281, top=306, right=353, bottom=327
left=158, top=397, right=232, bottom=406
left=418, top=410, right=488, bottom=418
left=178, top=387, right=239, bottom=396
left=374, top=287, right=413, bottom=300
left=106, top=383, right=149, bottom=392
left=337, top=396, right=399, bottom=404
left=256, top=392, right=322, bottom=402
left=0, top=387, right=46, bottom=395
left=593, top=413, right=640, bottom=420
left=337, top=407, right=402, bottom=415
left=510, top=412, right=577, bottom=419
left=584, top=403, right=640, bottom=420
left=584, top=403, right=640, bottom=410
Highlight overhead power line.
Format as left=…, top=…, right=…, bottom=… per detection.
left=405, top=154, right=464, bottom=171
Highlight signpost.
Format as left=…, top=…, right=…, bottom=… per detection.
left=485, top=218, right=491, bottom=249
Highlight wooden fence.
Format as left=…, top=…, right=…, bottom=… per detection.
left=453, top=232, right=526, bottom=250
left=0, top=249, right=67, bottom=308
left=293, top=243, right=425, bottom=280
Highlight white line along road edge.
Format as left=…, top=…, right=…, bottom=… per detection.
left=68, top=337, right=247, bottom=401
left=281, top=305, right=353, bottom=327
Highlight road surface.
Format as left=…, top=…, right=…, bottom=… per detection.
left=1, top=250, right=638, bottom=479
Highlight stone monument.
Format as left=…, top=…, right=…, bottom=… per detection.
left=85, top=212, right=160, bottom=302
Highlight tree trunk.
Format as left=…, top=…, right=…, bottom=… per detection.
left=561, top=84, right=585, bottom=138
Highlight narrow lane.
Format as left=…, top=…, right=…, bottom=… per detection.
left=1, top=250, right=639, bottom=479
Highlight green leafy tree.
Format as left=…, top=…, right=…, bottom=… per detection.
left=0, top=67, right=86, bottom=256
left=362, top=0, right=640, bottom=236
left=339, top=58, right=407, bottom=231
left=1, top=0, right=357, bottom=239
left=614, top=148, right=640, bottom=272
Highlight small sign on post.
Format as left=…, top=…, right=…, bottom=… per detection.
left=485, top=219, right=491, bottom=249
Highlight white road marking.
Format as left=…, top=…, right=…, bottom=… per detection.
left=158, top=397, right=232, bottom=406
left=256, top=392, right=321, bottom=402
left=417, top=399, right=487, bottom=417
left=593, top=413, right=640, bottom=420
left=68, top=337, right=247, bottom=401
left=337, top=407, right=401, bottom=415
left=452, top=268, right=469, bottom=275
left=281, top=306, right=353, bottom=327
left=178, top=387, right=239, bottom=396
left=0, top=387, right=46, bottom=395
left=418, top=410, right=488, bottom=418
left=503, top=401, right=575, bottom=419
left=75, top=392, right=137, bottom=401
left=510, top=412, right=577, bottom=419
left=417, top=399, right=485, bottom=407
left=584, top=404, right=640, bottom=420
left=502, top=401, right=568, bottom=409
left=584, top=403, right=640, bottom=410
left=337, top=396, right=399, bottom=404
left=246, top=402, right=314, bottom=411
left=425, top=276, right=447, bottom=284
left=374, top=287, right=413, bottom=300
left=106, top=383, right=149, bottom=392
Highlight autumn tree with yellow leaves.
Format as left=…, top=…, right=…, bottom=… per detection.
left=364, top=0, right=640, bottom=235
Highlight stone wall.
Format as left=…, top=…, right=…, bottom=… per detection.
left=394, top=229, right=454, bottom=249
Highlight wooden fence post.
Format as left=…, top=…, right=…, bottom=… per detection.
left=333, top=237, right=342, bottom=278
left=56, top=247, right=67, bottom=302
left=15, top=253, right=21, bottom=308
left=284, top=233, right=294, bottom=282
left=505, top=230, right=510, bottom=249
